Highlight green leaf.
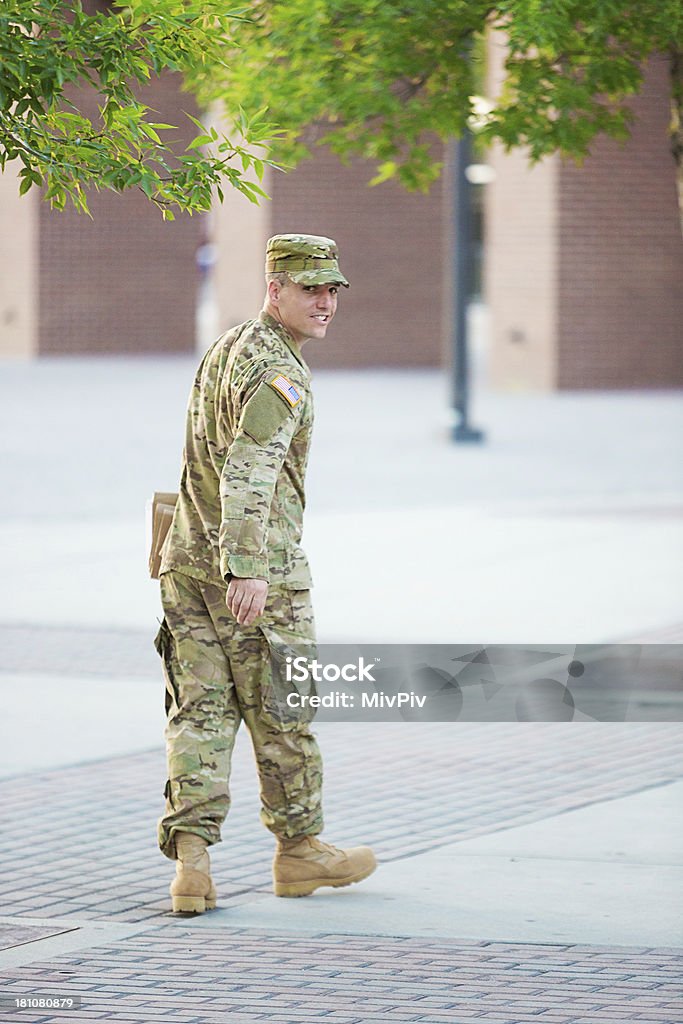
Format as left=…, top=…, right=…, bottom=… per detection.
left=239, top=178, right=269, bottom=199
left=186, top=133, right=214, bottom=151
left=139, top=122, right=162, bottom=143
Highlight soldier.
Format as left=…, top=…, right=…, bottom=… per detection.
left=156, top=234, right=376, bottom=913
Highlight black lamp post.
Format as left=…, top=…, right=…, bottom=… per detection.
left=451, top=131, right=485, bottom=444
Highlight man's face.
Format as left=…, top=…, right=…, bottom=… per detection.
left=270, top=280, right=339, bottom=345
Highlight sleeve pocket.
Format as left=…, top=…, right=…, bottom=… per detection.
left=240, top=381, right=295, bottom=446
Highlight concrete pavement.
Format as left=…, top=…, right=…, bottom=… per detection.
left=1, top=360, right=682, bottom=642
left=185, top=781, right=683, bottom=948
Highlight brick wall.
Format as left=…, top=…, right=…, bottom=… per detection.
left=270, top=148, right=447, bottom=368
left=557, top=55, right=683, bottom=388
left=38, top=73, right=201, bottom=355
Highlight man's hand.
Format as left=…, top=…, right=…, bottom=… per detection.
left=226, top=577, right=269, bottom=626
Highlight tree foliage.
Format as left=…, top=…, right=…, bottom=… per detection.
left=205, top=0, right=682, bottom=193
left=0, top=0, right=280, bottom=216
left=2, top=1, right=681, bottom=216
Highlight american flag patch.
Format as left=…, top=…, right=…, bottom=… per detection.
left=270, top=374, right=302, bottom=407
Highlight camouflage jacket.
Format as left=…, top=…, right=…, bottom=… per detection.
left=160, top=312, right=314, bottom=588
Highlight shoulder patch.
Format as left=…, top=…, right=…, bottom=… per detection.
left=269, top=374, right=302, bottom=408
left=240, top=380, right=299, bottom=447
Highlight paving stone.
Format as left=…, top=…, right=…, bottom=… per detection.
left=1, top=712, right=680, bottom=1024
left=3, top=929, right=681, bottom=1024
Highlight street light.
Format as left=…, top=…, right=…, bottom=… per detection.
left=451, top=129, right=485, bottom=444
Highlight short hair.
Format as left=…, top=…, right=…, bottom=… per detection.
left=266, top=271, right=292, bottom=287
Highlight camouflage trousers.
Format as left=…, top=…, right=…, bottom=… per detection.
left=156, top=569, right=323, bottom=860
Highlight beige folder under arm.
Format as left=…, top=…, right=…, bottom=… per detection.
left=146, top=491, right=178, bottom=579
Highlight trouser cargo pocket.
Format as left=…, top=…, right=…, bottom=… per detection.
left=258, top=624, right=318, bottom=730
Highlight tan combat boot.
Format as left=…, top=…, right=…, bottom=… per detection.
left=170, top=832, right=217, bottom=913
left=273, top=836, right=376, bottom=898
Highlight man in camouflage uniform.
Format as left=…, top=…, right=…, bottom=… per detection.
left=157, top=234, right=376, bottom=912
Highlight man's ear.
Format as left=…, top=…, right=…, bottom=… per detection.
left=267, top=279, right=281, bottom=304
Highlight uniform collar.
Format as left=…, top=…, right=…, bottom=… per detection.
left=258, top=311, right=310, bottom=375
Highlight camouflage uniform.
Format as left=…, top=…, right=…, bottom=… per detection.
left=157, top=243, right=344, bottom=858
left=156, top=573, right=320, bottom=858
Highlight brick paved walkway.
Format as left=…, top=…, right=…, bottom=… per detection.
left=2, top=722, right=681, bottom=1024
left=2, top=723, right=681, bottom=923
left=2, top=928, right=682, bottom=1024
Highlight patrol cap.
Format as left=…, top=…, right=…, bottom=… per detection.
left=265, top=234, right=349, bottom=288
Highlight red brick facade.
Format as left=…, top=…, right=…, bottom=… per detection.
left=38, top=74, right=201, bottom=355
left=270, top=149, right=447, bottom=369
left=486, top=46, right=682, bottom=390
left=557, top=55, right=683, bottom=388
